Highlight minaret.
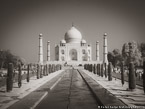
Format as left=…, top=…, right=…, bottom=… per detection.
left=38, top=33, right=43, bottom=65
left=103, top=33, right=108, bottom=64
left=96, top=41, right=99, bottom=61
left=47, top=41, right=50, bottom=61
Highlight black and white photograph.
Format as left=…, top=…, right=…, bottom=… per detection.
left=0, top=0, right=145, bottom=109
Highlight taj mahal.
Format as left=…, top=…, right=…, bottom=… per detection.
left=55, top=26, right=92, bottom=62
left=38, top=25, right=108, bottom=66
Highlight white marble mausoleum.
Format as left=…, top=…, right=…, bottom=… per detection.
left=55, top=26, right=92, bottom=62
left=38, top=25, right=108, bottom=65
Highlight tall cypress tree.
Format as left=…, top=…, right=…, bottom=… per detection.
left=143, top=61, right=145, bottom=93
left=104, top=63, right=107, bottom=78
left=18, top=64, right=22, bottom=88
left=37, top=64, right=40, bottom=79
left=101, top=64, right=104, bottom=77
left=129, top=62, right=136, bottom=90
left=6, top=63, right=14, bottom=92
left=108, top=62, right=112, bottom=81
left=27, top=64, right=30, bottom=82
left=121, top=62, right=124, bottom=86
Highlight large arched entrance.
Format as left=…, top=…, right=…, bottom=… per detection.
left=69, top=49, right=77, bottom=61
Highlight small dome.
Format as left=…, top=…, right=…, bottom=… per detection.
left=65, top=26, right=82, bottom=43
left=81, top=39, right=86, bottom=44
left=60, top=39, right=66, bottom=44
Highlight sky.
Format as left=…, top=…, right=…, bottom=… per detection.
left=0, top=0, right=145, bottom=63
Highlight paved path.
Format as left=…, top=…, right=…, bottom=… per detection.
left=35, top=69, right=99, bottom=109
left=0, top=70, right=64, bottom=109
left=2, top=67, right=144, bottom=109
left=112, top=72, right=143, bottom=86
left=83, top=70, right=145, bottom=109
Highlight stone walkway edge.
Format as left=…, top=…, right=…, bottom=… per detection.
left=81, top=70, right=145, bottom=109
left=0, top=70, right=64, bottom=109
left=78, top=70, right=126, bottom=107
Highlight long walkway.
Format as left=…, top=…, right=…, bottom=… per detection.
left=35, top=69, right=99, bottom=109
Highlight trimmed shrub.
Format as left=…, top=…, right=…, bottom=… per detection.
left=108, top=62, right=112, bottom=81
left=40, top=65, right=43, bottom=78
left=143, top=61, right=145, bottom=93
left=6, top=63, right=14, bottom=92
left=97, top=64, right=99, bottom=76
left=104, top=63, right=107, bottom=78
left=92, top=64, right=94, bottom=73
left=88, top=64, right=90, bottom=72
left=18, top=64, right=22, bottom=88
left=97, top=64, right=101, bottom=76
left=101, top=64, right=104, bottom=77
left=52, top=64, right=54, bottom=72
left=37, top=64, right=40, bottom=79
left=88, top=64, right=90, bottom=71
left=129, top=62, right=136, bottom=90
left=121, top=62, right=125, bottom=86
left=27, top=64, right=30, bottom=82
left=46, top=64, right=48, bottom=75
left=94, top=64, right=97, bottom=74
left=84, top=64, right=85, bottom=69
left=49, top=64, right=51, bottom=73
left=44, top=65, right=46, bottom=76
left=60, top=64, right=62, bottom=70
left=86, top=64, right=88, bottom=70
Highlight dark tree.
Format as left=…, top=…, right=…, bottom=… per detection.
left=143, top=61, right=145, bottom=93
left=46, top=64, right=48, bottom=75
left=108, top=62, right=112, bottom=81
left=140, top=43, right=145, bottom=59
left=6, top=63, right=14, bottom=92
left=36, top=64, right=40, bottom=79
left=0, top=50, right=25, bottom=69
left=101, top=64, right=104, bottom=77
left=49, top=64, right=51, bottom=73
left=108, top=49, right=123, bottom=67
left=18, top=64, right=22, bottom=88
left=98, top=64, right=101, bottom=76
left=121, top=62, right=125, bottom=86
left=122, top=41, right=142, bottom=66
left=129, top=62, right=136, bottom=90
left=94, top=64, right=97, bottom=74
left=104, top=63, right=107, bottom=78
left=40, top=65, right=43, bottom=78
left=27, top=64, right=30, bottom=82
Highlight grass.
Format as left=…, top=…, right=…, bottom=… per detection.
left=112, top=72, right=143, bottom=87
left=0, top=71, right=36, bottom=88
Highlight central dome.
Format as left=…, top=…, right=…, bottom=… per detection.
left=65, top=26, right=82, bottom=43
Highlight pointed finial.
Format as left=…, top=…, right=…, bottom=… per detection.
left=104, top=32, right=107, bottom=36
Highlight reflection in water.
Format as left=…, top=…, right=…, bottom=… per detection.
left=73, top=72, right=84, bottom=87
left=68, top=69, right=98, bottom=109
left=36, top=69, right=98, bottom=109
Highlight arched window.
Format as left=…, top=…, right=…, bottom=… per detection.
left=69, top=49, right=77, bottom=61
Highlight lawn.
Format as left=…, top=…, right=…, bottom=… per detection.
left=112, top=72, right=143, bottom=87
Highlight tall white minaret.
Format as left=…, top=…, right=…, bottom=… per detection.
left=47, top=41, right=50, bottom=61
left=103, top=33, right=108, bottom=64
left=38, top=33, right=43, bottom=65
left=96, top=41, right=99, bottom=61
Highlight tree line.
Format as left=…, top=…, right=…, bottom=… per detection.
left=108, top=41, right=145, bottom=68
left=0, top=50, right=25, bottom=69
